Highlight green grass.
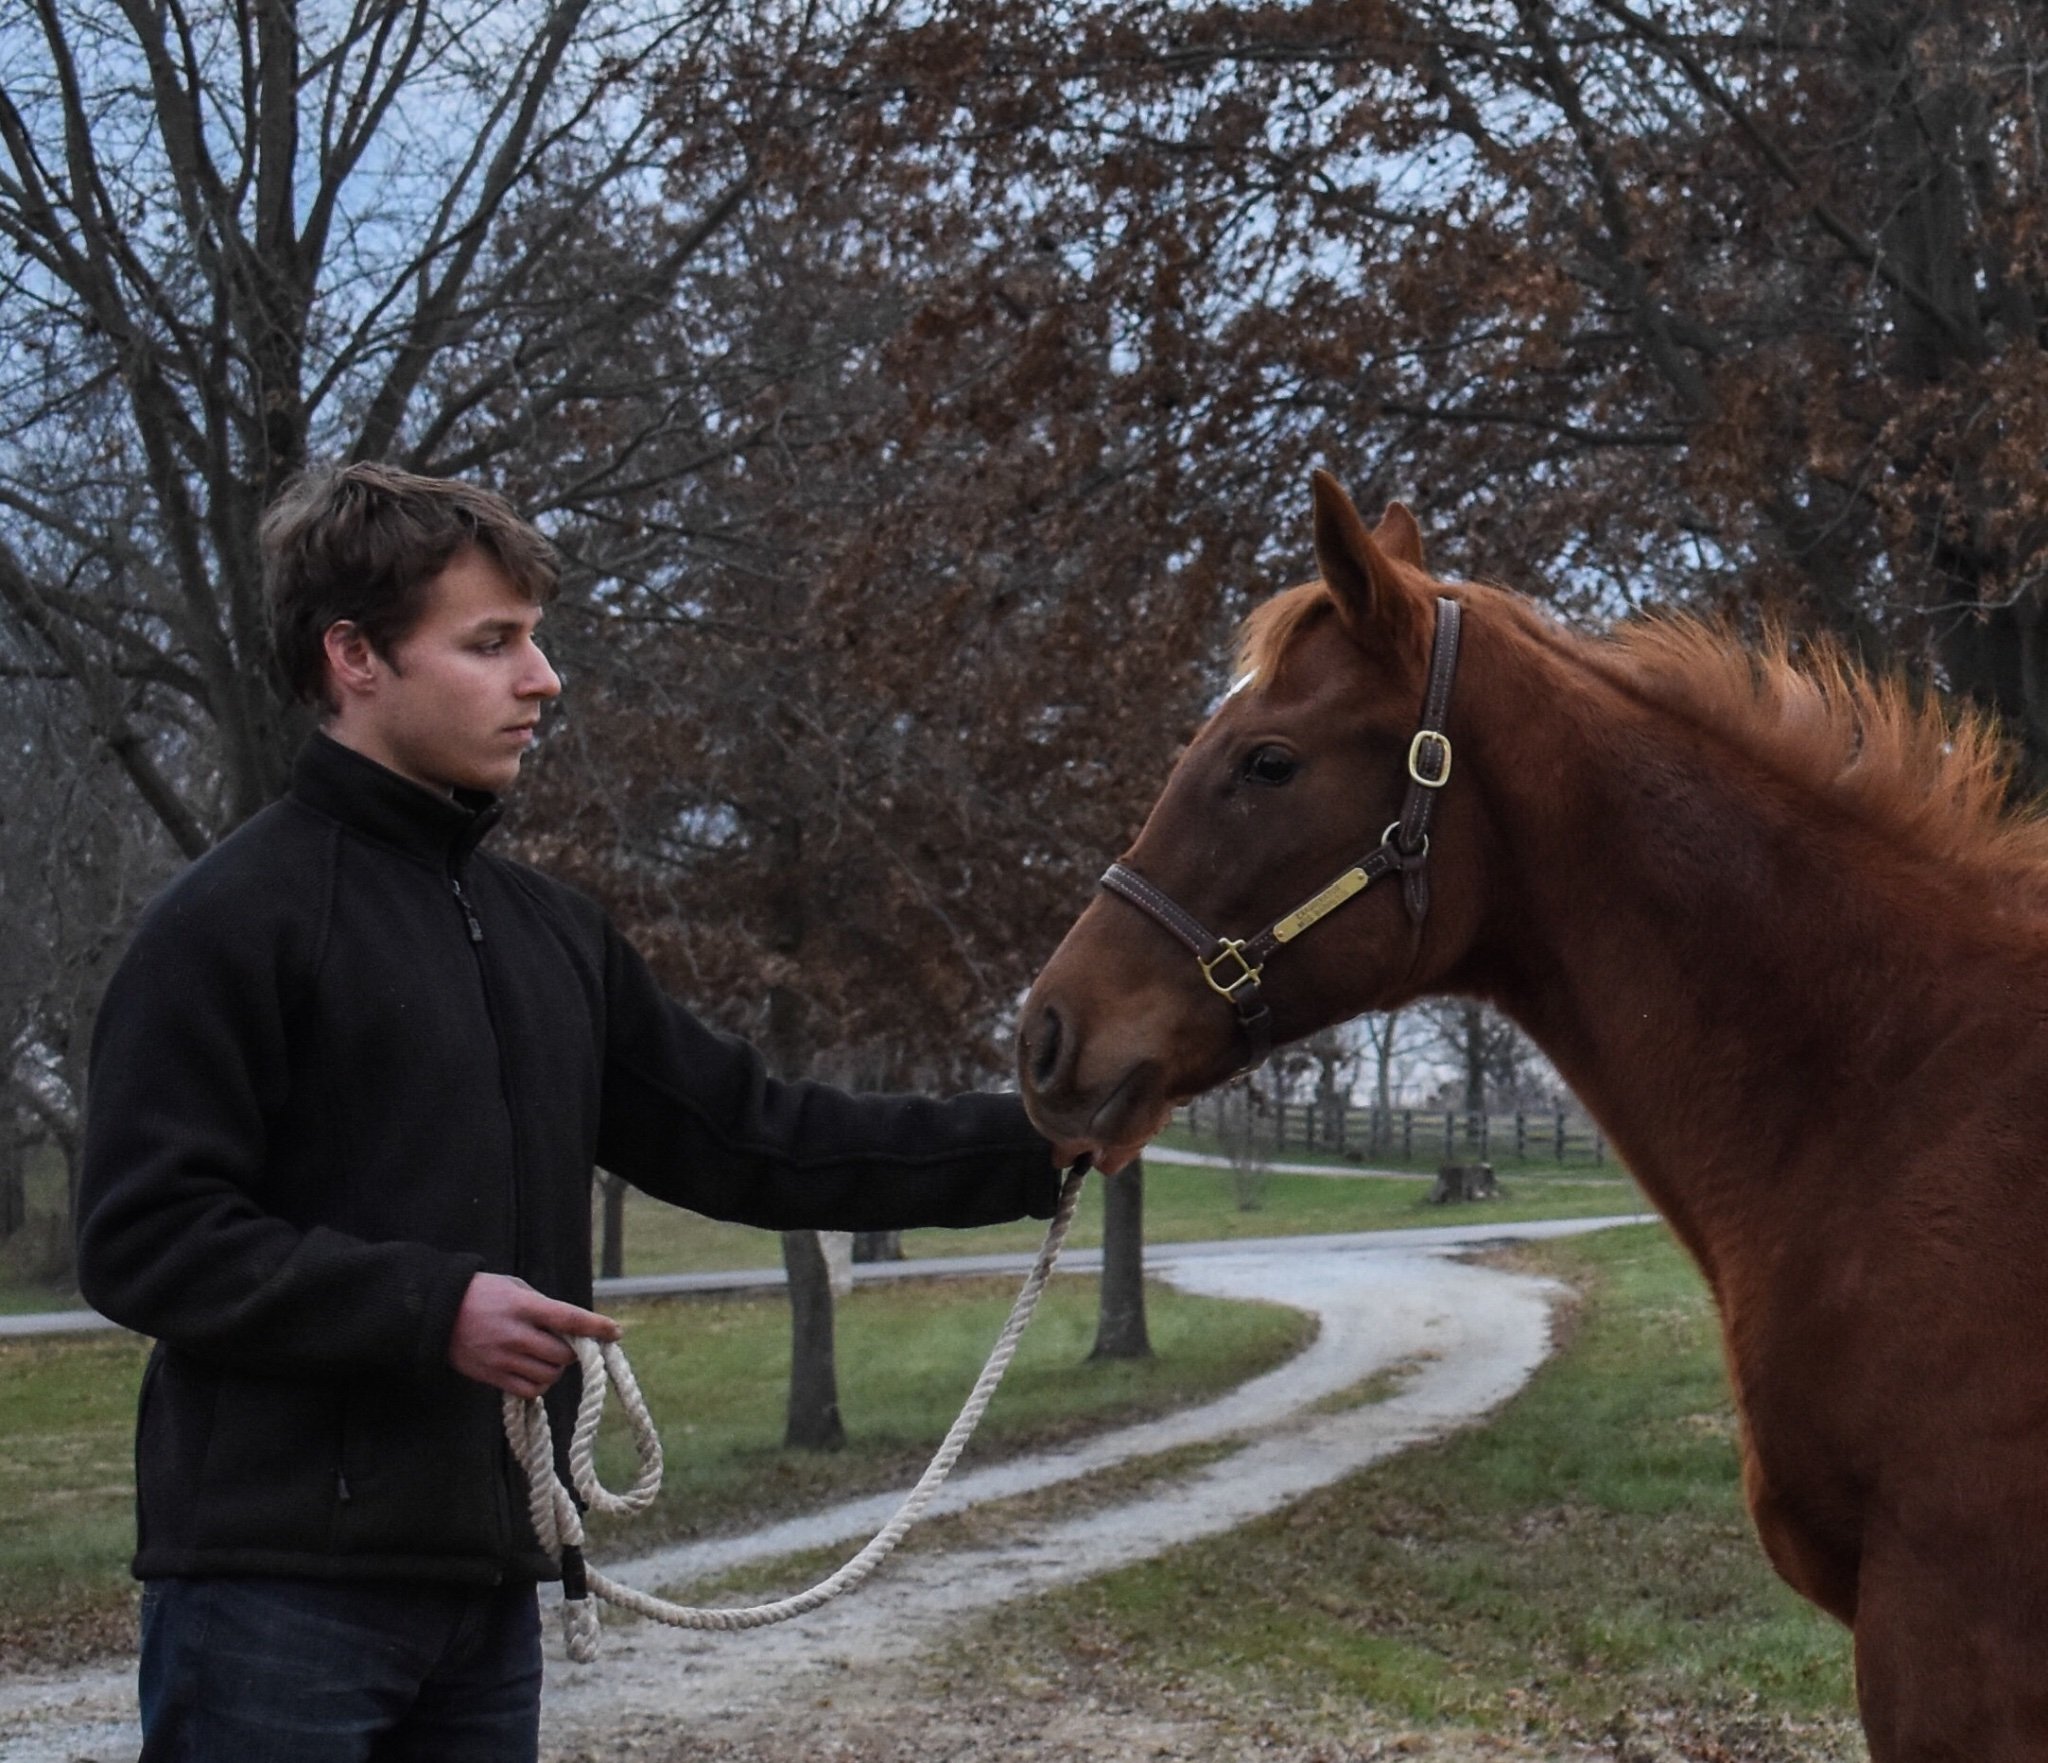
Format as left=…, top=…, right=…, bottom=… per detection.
left=0, top=1330, right=154, bottom=1664
left=955, top=1226, right=1860, bottom=1753
left=603, top=1164, right=1648, bottom=1276
left=0, top=1273, right=1311, bottom=1671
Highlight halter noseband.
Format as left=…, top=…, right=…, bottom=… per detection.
left=1098, top=596, right=1464, bottom=1072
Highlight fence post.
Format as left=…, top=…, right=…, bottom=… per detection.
left=1554, top=1109, right=1567, bottom=1161
left=1593, top=1127, right=1605, bottom=1164
left=1402, top=1110, right=1413, bottom=1158
left=1515, top=1110, right=1527, bottom=1161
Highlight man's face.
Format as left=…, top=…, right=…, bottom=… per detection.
left=328, top=547, right=562, bottom=796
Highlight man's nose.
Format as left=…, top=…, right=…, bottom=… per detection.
left=523, top=649, right=562, bottom=699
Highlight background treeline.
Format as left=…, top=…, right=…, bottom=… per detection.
left=4, top=0, right=2042, bottom=1272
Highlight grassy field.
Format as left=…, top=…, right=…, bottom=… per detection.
left=942, top=1224, right=1861, bottom=1756
left=0, top=1272, right=1311, bottom=1672
left=603, top=1161, right=1647, bottom=1276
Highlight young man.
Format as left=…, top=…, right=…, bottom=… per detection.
left=76, top=462, right=1074, bottom=1761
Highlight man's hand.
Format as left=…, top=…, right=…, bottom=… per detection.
left=448, top=1272, right=620, bottom=1399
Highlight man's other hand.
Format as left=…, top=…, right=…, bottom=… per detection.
left=448, top=1272, right=621, bottom=1399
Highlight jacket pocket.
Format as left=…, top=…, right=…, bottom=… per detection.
left=191, top=1369, right=346, bottom=1553
left=329, top=1371, right=508, bottom=1563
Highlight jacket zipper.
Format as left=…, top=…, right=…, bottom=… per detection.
left=450, top=876, right=484, bottom=943
left=449, top=867, right=519, bottom=1261
left=450, top=861, right=529, bottom=1561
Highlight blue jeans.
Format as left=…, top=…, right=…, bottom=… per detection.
left=137, top=1576, right=542, bottom=1762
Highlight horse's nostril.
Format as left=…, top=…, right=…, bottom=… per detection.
left=1029, top=1005, right=1064, bottom=1090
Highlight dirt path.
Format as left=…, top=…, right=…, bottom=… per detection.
left=0, top=1219, right=1636, bottom=1763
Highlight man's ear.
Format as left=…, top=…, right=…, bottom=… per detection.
left=1310, top=471, right=1423, bottom=649
left=321, top=620, right=384, bottom=706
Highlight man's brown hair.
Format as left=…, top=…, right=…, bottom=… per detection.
left=263, top=462, right=561, bottom=712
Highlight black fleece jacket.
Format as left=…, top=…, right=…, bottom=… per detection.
left=76, top=734, right=1058, bottom=1586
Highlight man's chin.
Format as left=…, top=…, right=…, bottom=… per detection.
left=449, top=756, right=524, bottom=797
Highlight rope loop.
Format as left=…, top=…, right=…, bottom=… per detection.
left=502, top=1162, right=1089, bottom=1661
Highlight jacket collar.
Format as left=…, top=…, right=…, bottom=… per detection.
left=291, top=733, right=503, bottom=870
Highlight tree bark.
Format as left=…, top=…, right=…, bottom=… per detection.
left=0, top=1120, right=23, bottom=1240
left=598, top=1172, right=627, bottom=1280
left=781, top=1228, right=846, bottom=1450
left=1461, top=1002, right=1487, bottom=1117
left=1089, top=1155, right=1150, bottom=1361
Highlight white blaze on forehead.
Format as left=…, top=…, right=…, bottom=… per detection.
left=1206, top=671, right=1256, bottom=714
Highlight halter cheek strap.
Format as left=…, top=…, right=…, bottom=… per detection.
left=1098, top=596, right=1465, bottom=1073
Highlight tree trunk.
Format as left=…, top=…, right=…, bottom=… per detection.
left=1461, top=1002, right=1486, bottom=1116
left=1371, top=1010, right=1400, bottom=1151
left=1939, top=595, right=2048, bottom=799
left=781, top=1228, right=846, bottom=1450
left=758, top=817, right=847, bottom=1452
left=1089, top=1156, right=1150, bottom=1361
left=598, top=1172, right=627, bottom=1280
left=0, top=1122, right=23, bottom=1240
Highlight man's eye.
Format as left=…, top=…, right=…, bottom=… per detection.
left=1242, top=746, right=1298, bottom=786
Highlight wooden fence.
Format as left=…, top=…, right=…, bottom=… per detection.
left=1173, top=1096, right=1607, bottom=1166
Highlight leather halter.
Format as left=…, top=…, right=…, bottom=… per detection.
left=1098, top=596, right=1464, bottom=1072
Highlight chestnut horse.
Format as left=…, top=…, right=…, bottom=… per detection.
left=1018, top=472, right=2048, bottom=1758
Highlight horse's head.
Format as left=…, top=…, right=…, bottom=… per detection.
left=1018, top=473, right=1501, bottom=1166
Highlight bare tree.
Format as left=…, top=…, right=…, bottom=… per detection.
left=0, top=0, right=763, bottom=853
left=0, top=659, right=172, bottom=1284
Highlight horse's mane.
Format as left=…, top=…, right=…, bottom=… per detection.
left=1240, top=580, right=2048, bottom=882
left=1599, top=615, right=2048, bottom=880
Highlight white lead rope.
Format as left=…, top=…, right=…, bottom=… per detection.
left=503, top=1165, right=1089, bottom=1661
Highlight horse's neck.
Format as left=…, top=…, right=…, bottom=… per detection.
left=1467, top=654, right=2004, bottom=1284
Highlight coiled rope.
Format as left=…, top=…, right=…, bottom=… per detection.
left=504, top=1162, right=1090, bottom=1660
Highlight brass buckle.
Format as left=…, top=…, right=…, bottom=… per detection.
left=1198, top=938, right=1263, bottom=1002
left=1407, top=729, right=1452, bottom=789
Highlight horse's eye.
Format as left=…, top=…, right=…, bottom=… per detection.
left=1243, top=745, right=1298, bottom=786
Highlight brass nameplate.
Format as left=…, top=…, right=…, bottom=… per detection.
left=1271, top=868, right=1370, bottom=943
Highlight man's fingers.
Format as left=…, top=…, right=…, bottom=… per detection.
left=513, top=1328, right=576, bottom=1369
left=501, top=1351, right=581, bottom=1392
left=519, top=1293, right=621, bottom=1342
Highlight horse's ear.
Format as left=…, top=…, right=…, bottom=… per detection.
left=1310, top=471, right=1422, bottom=645
left=1372, top=501, right=1424, bottom=570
